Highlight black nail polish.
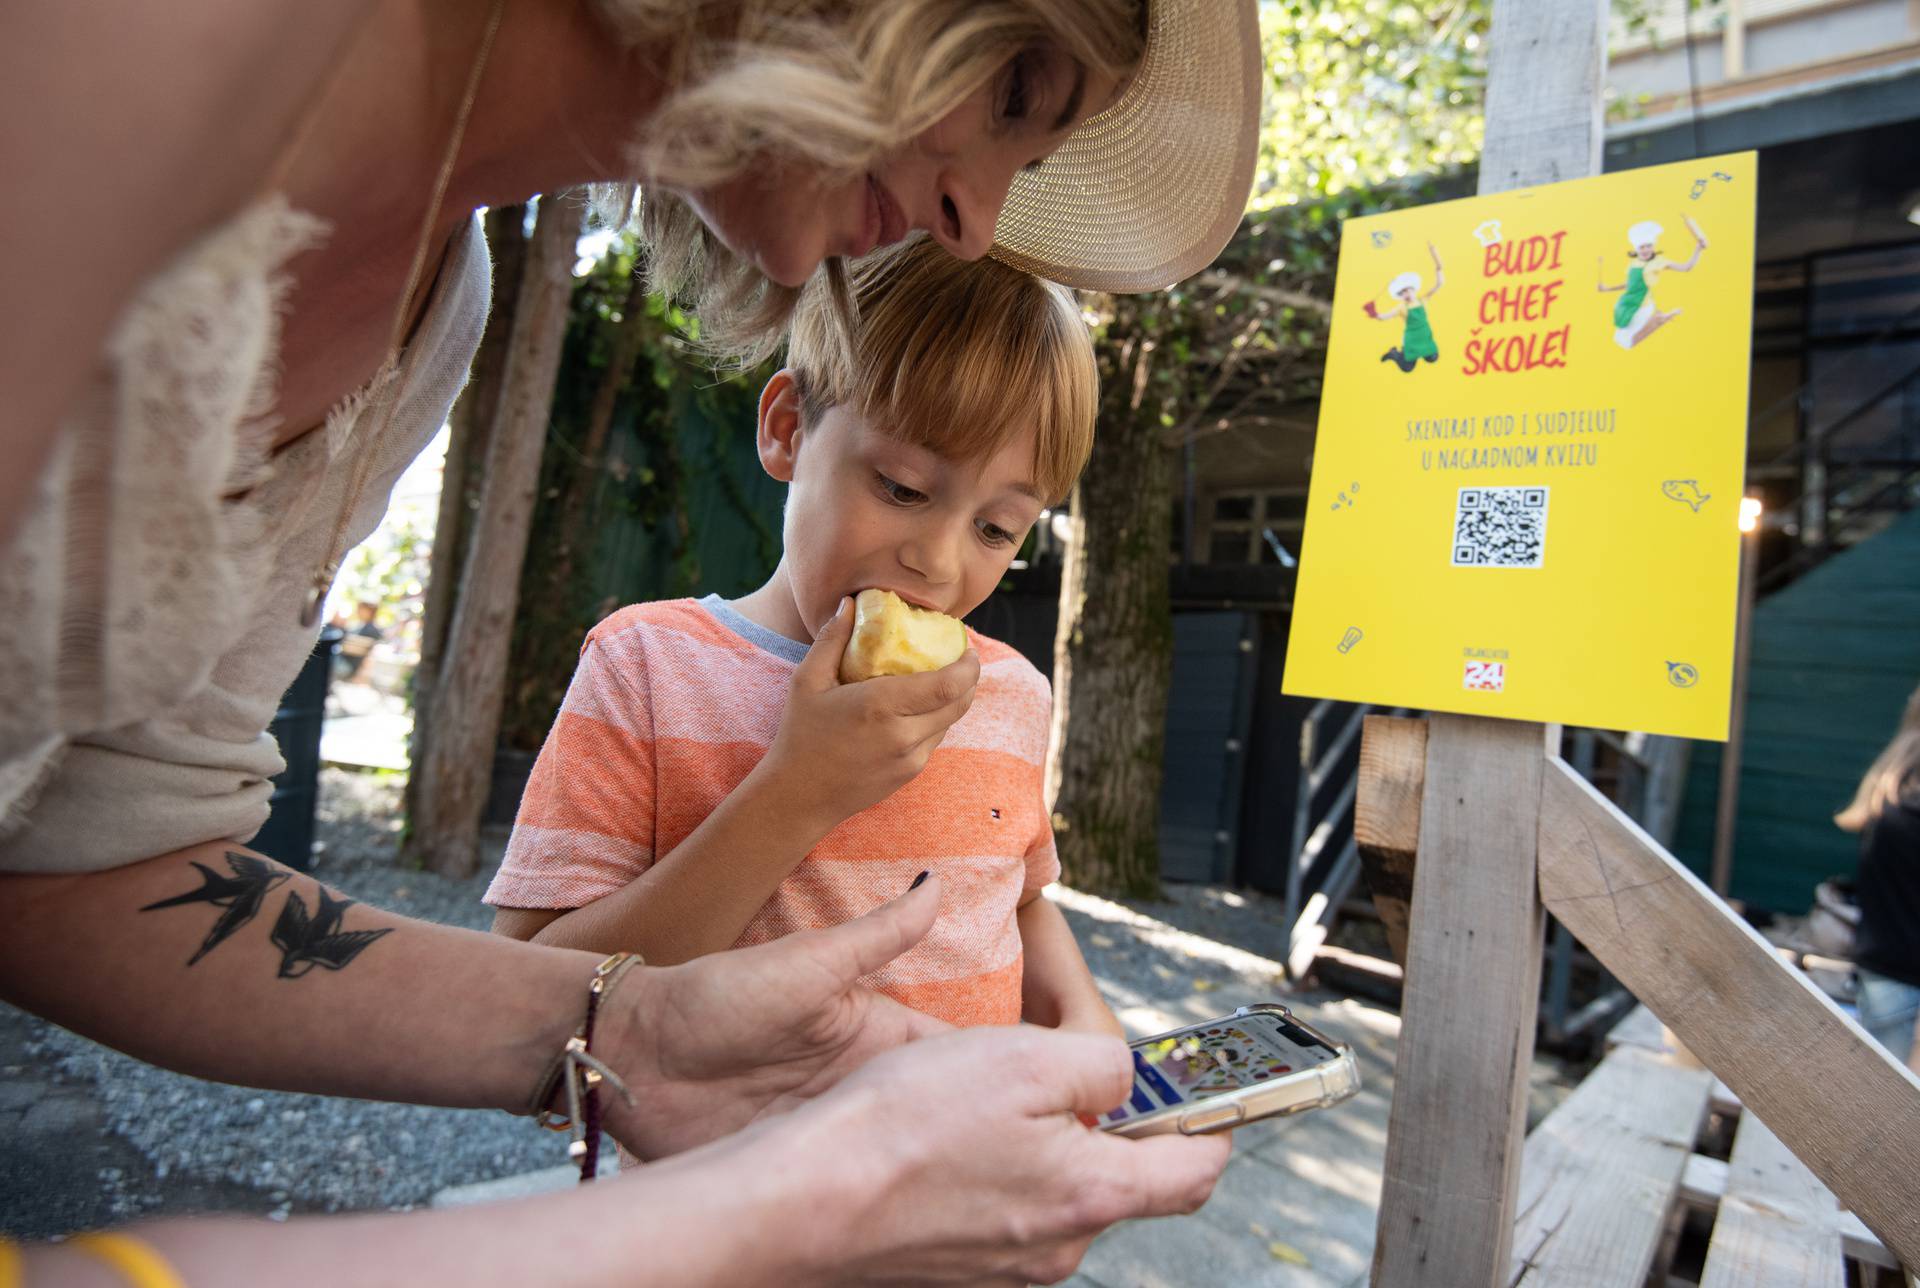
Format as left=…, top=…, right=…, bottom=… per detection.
left=908, top=870, right=929, bottom=891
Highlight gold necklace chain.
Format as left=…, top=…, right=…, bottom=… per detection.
left=300, top=0, right=510, bottom=627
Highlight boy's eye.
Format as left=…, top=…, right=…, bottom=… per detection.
left=876, top=474, right=926, bottom=505
left=977, top=519, right=1018, bottom=547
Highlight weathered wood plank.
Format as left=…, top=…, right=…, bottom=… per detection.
left=1355, top=715, right=1426, bottom=965
left=1509, top=1045, right=1713, bottom=1287
left=1679, top=1147, right=1896, bottom=1272
left=1537, top=758, right=1920, bottom=1268
left=1604, top=1004, right=1740, bottom=1114
left=1372, top=715, right=1554, bottom=1287
left=1699, top=1114, right=1845, bottom=1288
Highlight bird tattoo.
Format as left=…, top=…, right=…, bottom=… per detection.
left=140, top=852, right=292, bottom=966
left=270, top=887, right=392, bottom=979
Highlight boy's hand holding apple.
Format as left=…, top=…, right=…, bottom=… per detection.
left=755, top=593, right=980, bottom=842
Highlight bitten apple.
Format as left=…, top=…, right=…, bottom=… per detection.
left=838, top=589, right=968, bottom=683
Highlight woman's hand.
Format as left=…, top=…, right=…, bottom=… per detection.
left=756, top=596, right=980, bottom=839
left=596, top=875, right=952, bottom=1159
left=765, top=1025, right=1233, bottom=1286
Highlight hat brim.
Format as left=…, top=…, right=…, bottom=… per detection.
left=988, top=0, right=1263, bottom=294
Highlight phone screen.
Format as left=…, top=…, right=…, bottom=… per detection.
left=1102, top=1012, right=1339, bottom=1129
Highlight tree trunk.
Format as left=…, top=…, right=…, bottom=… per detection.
left=1047, top=323, right=1176, bottom=899
left=406, top=204, right=526, bottom=835
left=411, top=192, right=585, bottom=877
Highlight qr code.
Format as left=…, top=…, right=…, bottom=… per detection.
left=1452, top=487, right=1549, bottom=567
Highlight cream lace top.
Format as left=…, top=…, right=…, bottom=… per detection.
left=0, top=198, right=491, bottom=873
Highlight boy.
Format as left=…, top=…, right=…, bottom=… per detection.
left=487, top=235, right=1120, bottom=1040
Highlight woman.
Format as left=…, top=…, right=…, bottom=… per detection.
left=0, top=1, right=1261, bottom=1282
left=1837, top=684, right=1920, bottom=1073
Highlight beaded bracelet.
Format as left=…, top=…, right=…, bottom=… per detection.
left=529, top=951, right=643, bottom=1182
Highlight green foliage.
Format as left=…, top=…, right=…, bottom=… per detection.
left=497, top=235, right=779, bottom=750
left=1090, top=1, right=1498, bottom=449
left=1256, top=0, right=1487, bottom=208
left=336, top=506, right=431, bottom=627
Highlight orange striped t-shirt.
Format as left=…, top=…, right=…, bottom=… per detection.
left=484, top=594, right=1059, bottom=1028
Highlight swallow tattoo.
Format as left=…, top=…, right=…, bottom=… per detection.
left=140, top=852, right=292, bottom=966
left=270, top=887, right=392, bottom=979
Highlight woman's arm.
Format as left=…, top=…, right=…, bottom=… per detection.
left=0, top=0, right=375, bottom=545
left=1017, top=892, right=1125, bottom=1038
left=0, top=840, right=957, bottom=1163
left=1425, top=240, right=1445, bottom=298
left=17, top=1025, right=1233, bottom=1288
left=0, top=840, right=596, bottom=1112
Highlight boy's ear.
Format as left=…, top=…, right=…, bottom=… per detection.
left=758, top=368, right=805, bottom=483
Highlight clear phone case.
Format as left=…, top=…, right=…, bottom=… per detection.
left=1101, top=1003, right=1362, bottom=1138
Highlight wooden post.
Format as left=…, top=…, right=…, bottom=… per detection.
left=1710, top=501, right=1761, bottom=894
left=1369, top=2, right=1606, bottom=1284
left=411, top=192, right=584, bottom=877
left=1724, top=0, right=1748, bottom=80
left=1371, top=716, right=1554, bottom=1284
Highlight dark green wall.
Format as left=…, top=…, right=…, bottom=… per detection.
left=1672, top=509, right=1920, bottom=912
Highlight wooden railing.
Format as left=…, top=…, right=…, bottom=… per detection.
left=1361, top=3, right=1920, bottom=1283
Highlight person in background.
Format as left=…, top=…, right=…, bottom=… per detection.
left=331, top=601, right=386, bottom=683
left=1836, top=683, right=1920, bottom=1072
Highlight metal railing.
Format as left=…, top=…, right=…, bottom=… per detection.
left=1755, top=298, right=1920, bottom=591
left=1281, top=708, right=1689, bottom=1045
left=1283, top=699, right=1407, bottom=979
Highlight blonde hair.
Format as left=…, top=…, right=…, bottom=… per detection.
left=1837, top=684, right=1920, bottom=832
left=785, top=233, right=1097, bottom=505
left=589, top=0, right=1145, bottom=363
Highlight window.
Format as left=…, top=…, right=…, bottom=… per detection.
left=1204, top=489, right=1307, bottom=565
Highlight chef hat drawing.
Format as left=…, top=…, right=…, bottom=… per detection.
left=1628, top=220, right=1663, bottom=248
left=1389, top=272, right=1422, bottom=296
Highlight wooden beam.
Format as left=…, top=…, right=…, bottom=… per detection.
left=1354, top=715, right=1425, bottom=964
left=1536, top=759, right=1920, bottom=1267
left=1371, top=715, right=1555, bottom=1286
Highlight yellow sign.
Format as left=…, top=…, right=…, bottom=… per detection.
left=1283, top=152, right=1757, bottom=740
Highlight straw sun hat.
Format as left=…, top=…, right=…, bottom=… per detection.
left=988, top=0, right=1263, bottom=294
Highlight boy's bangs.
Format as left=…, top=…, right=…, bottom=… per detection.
left=860, top=292, right=1094, bottom=506
left=790, top=236, right=1097, bottom=506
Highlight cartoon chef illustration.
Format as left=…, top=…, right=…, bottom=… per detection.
left=1364, top=240, right=1445, bottom=373
left=1599, top=215, right=1708, bottom=350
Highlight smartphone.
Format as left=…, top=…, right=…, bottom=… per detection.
left=1098, top=1004, right=1361, bottom=1138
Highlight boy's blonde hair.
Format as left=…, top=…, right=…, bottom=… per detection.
left=590, top=0, right=1145, bottom=364
left=785, top=234, right=1097, bottom=507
